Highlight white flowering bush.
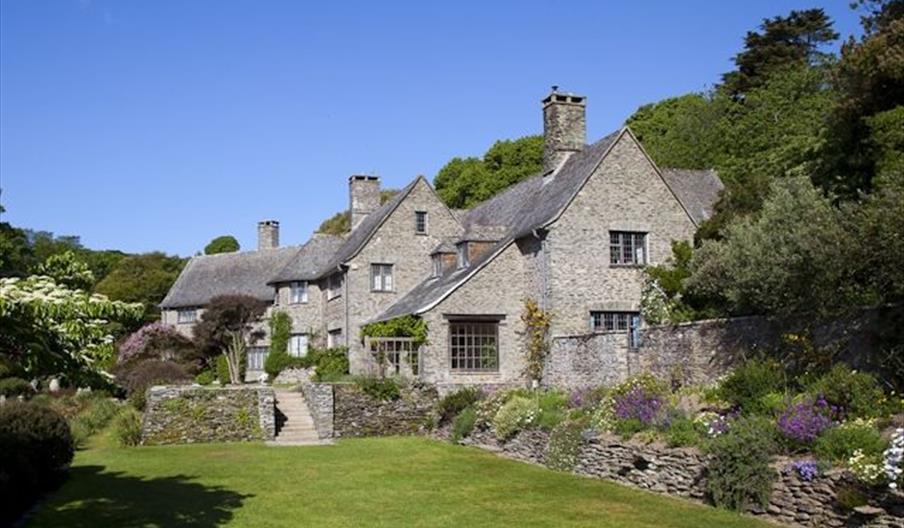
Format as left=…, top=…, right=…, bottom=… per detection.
left=589, top=396, right=616, bottom=433
left=640, top=276, right=670, bottom=325
left=848, top=449, right=886, bottom=485
left=492, top=396, right=538, bottom=440
left=884, top=428, right=904, bottom=490
left=0, top=275, right=143, bottom=381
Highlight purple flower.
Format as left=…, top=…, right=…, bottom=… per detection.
left=790, top=460, right=819, bottom=481
left=118, top=322, right=191, bottom=363
left=613, top=387, right=664, bottom=425
left=778, top=400, right=833, bottom=444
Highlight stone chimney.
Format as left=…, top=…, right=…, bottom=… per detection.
left=349, top=175, right=381, bottom=229
left=257, top=220, right=279, bottom=250
left=542, top=87, right=586, bottom=173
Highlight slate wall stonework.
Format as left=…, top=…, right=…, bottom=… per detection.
left=454, top=428, right=904, bottom=528
left=332, top=383, right=438, bottom=437
left=300, top=381, right=334, bottom=439
left=142, top=385, right=275, bottom=444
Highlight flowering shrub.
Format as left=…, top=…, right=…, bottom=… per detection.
left=884, top=428, right=904, bottom=490
left=705, top=416, right=778, bottom=511
left=613, top=387, right=665, bottom=426
left=492, top=396, right=538, bottom=441
left=546, top=419, right=586, bottom=471
left=694, top=411, right=733, bottom=437
left=790, top=460, right=819, bottom=481
left=813, top=418, right=885, bottom=462
left=777, top=397, right=833, bottom=445
left=118, top=322, right=194, bottom=364
left=589, top=395, right=616, bottom=432
left=849, top=449, right=886, bottom=485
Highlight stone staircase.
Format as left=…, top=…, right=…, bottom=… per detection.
left=271, top=390, right=330, bottom=446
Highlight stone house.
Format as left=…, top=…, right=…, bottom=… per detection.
left=160, top=89, right=722, bottom=387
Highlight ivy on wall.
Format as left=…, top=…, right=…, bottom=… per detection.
left=360, top=315, right=428, bottom=347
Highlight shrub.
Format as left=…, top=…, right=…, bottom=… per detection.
left=718, top=360, right=785, bottom=414
left=613, top=418, right=647, bottom=440
left=437, top=387, right=483, bottom=424
left=451, top=406, right=477, bottom=442
left=805, top=364, right=885, bottom=419
left=113, top=407, right=143, bottom=447
left=0, top=401, right=74, bottom=525
left=836, top=485, right=869, bottom=511
left=814, top=419, right=886, bottom=462
left=118, top=322, right=195, bottom=365
left=69, top=396, right=119, bottom=447
left=0, top=377, right=35, bottom=399
left=777, top=397, right=833, bottom=446
left=354, top=376, right=401, bottom=401
left=705, top=416, right=778, bottom=511
left=309, top=347, right=349, bottom=381
left=493, top=396, right=538, bottom=440
left=665, top=416, right=702, bottom=447
left=613, top=387, right=665, bottom=426
left=536, top=390, right=569, bottom=430
left=848, top=449, right=886, bottom=485
left=115, top=360, right=190, bottom=410
left=195, top=370, right=215, bottom=386
left=547, top=419, right=587, bottom=471
left=217, top=355, right=231, bottom=385
left=263, top=349, right=297, bottom=378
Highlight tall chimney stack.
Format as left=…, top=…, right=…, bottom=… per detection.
left=257, top=220, right=279, bottom=250
left=349, top=175, right=381, bottom=229
left=542, top=87, right=586, bottom=173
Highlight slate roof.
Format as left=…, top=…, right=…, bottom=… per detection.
left=268, top=234, right=345, bottom=284
left=159, top=246, right=298, bottom=309
left=371, top=129, right=723, bottom=323
left=660, top=169, right=724, bottom=226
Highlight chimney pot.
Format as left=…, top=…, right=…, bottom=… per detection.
left=349, top=175, right=381, bottom=229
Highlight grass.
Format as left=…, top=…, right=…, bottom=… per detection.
left=28, top=434, right=770, bottom=528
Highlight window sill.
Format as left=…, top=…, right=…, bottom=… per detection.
left=371, top=289, right=395, bottom=294
left=327, top=295, right=342, bottom=302
left=590, top=329, right=630, bottom=335
left=450, top=370, right=500, bottom=375
left=609, top=264, right=646, bottom=269
left=289, top=301, right=309, bottom=305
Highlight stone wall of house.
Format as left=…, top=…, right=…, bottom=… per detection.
left=275, top=280, right=327, bottom=346
left=141, top=385, right=275, bottom=444
left=332, top=382, right=438, bottom=437
left=456, top=428, right=904, bottom=528
left=300, top=381, right=334, bottom=439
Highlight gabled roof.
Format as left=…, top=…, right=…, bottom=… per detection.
left=159, top=246, right=298, bottom=309
left=313, top=177, right=424, bottom=278
left=267, top=234, right=344, bottom=284
left=660, top=169, right=724, bottom=226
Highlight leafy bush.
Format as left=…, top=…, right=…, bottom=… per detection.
left=69, top=396, right=119, bottom=447
left=451, top=406, right=477, bottom=442
left=195, top=370, right=215, bottom=385
left=665, top=416, right=703, bottom=447
left=613, top=417, right=647, bottom=439
left=835, top=485, right=869, bottom=511
left=536, top=390, right=569, bottom=430
left=308, top=347, right=349, bottom=381
left=547, top=419, right=587, bottom=471
left=777, top=397, right=833, bottom=446
left=718, top=360, right=785, bottom=414
left=115, top=360, right=190, bottom=410
left=0, top=377, right=35, bottom=399
left=437, top=387, right=483, bottom=424
left=118, top=322, right=195, bottom=366
left=217, top=355, right=231, bottom=385
left=354, top=376, right=401, bottom=401
left=113, top=407, right=143, bottom=447
left=814, top=419, right=886, bottom=462
left=705, top=416, right=778, bottom=511
left=0, top=401, right=74, bottom=525
left=805, top=364, right=885, bottom=419
left=493, top=396, right=538, bottom=441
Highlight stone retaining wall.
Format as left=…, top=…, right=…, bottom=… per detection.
left=142, top=385, right=275, bottom=444
left=454, top=428, right=903, bottom=528
left=300, top=381, right=334, bottom=439
left=333, top=383, right=438, bottom=438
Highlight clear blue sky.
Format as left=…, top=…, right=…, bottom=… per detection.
left=0, top=1, right=863, bottom=257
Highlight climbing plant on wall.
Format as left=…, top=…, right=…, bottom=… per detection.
left=521, top=299, right=551, bottom=383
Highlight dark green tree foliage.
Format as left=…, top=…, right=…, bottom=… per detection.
left=0, top=202, right=35, bottom=278
left=721, top=8, right=838, bottom=97
left=204, top=235, right=239, bottom=255
left=94, top=252, right=186, bottom=321
left=434, top=135, right=543, bottom=209
left=191, top=295, right=266, bottom=362
left=316, top=189, right=399, bottom=235
left=626, top=94, right=724, bottom=170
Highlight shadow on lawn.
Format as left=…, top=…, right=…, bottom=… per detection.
left=34, top=465, right=252, bottom=527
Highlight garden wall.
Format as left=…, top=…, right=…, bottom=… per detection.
left=300, top=381, right=333, bottom=439
left=332, top=383, right=438, bottom=438
left=142, top=385, right=275, bottom=444
left=457, top=429, right=904, bottom=528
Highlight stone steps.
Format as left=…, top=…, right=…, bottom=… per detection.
left=273, top=390, right=324, bottom=445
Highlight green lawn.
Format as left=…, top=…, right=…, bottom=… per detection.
left=28, top=435, right=770, bottom=528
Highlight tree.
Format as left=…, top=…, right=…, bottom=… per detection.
left=204, top=235, right=240, bottom=255
left=93, top=252, right=186, bottom=322
left=0, top=202, right=35, bottom=278
left=316, top=189, right=399, bottom=235
left=721, top=8, right=839, bottom=97
left=36, top=251, right=95, bottom=291
left=191, top=295, right=266, bottom=384
left=0, top=275, right=144, bottom=384
left=434, top=135, right=543, bottom=209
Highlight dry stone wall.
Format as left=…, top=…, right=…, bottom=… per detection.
left=142, top=385, right=275, bottom=444
left=300, top=381, right=334, bottom=439
left=332, top=383, right=438, bottom=437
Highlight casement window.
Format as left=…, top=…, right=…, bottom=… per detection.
left=247, top=346, right=269, bottom=371
left=371, top=264, right=394, bottom=292
left=290, top=281, right=308, bottom=304
left=609, top=231, right=648, bottom=266
left=449, top=320, right=499, bottom=372
left=457, top=243, right=469, bottom=268
left=288, top=334, right=309, bottom=357
left=415, top=211, right=428, bottom=234
left=327, top=328, right=343, bottom=348
left=327, top=273, right=343, bottom=300
left=177, top=308, right=197, bottom=324
left=432, top=254, right=443, bottom=278
left=590, top=311, right=642, bottom=347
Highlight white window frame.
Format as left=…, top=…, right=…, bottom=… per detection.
left=457, top=243, right=469, bottom=268
left=290, top=281, right=308, bottom=304
left=371, top=263, right=394, bottom=292
left=177, top=308, right=197, bottom=324
left=415, top=211, right=428, bottom=234
left=288, top=334, right=309, bottom=357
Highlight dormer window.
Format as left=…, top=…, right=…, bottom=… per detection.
left=457, top=243, right=469, bottom=268
left=432, top=254, right=442, bottom=277
left=415, top=211, right=428, bottom=235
